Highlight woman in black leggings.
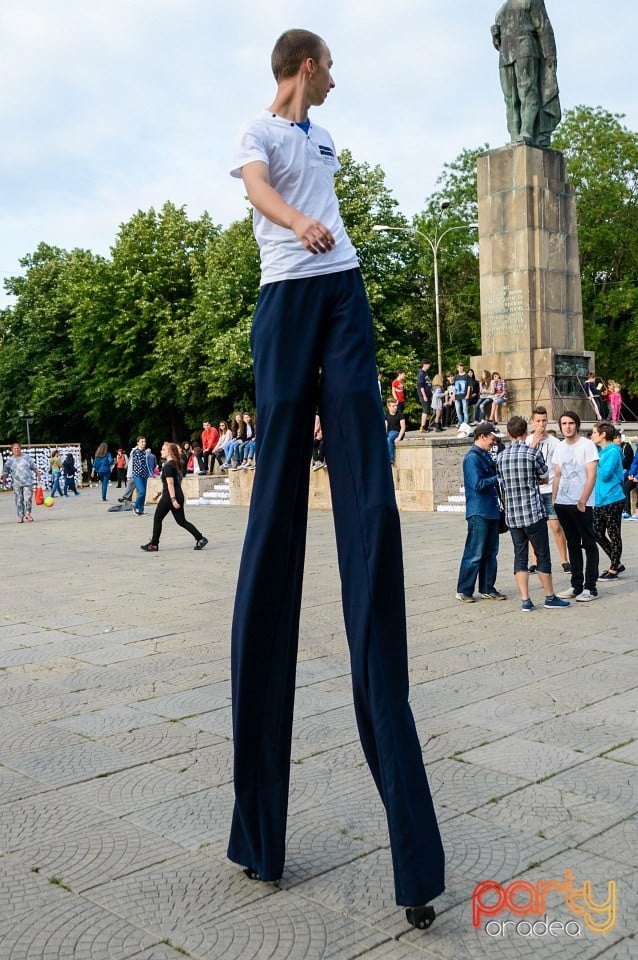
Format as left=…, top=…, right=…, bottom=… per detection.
left=141, top=442, right=208, bottom=552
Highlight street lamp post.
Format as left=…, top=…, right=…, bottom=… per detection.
left=17, top=409, right=35, bottom=446
left=373, top=215, right=478, bottom=378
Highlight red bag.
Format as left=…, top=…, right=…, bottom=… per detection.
left=34, top=485, right=44, bottom=506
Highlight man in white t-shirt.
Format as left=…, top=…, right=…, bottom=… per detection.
left=227, top=29, right=443, bottom=931
left=526, top=406, right=569, bottom=572
left=553, top=410, right=599, bottom=601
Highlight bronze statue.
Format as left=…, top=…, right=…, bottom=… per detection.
left=492, top=0, right=561, bottom=148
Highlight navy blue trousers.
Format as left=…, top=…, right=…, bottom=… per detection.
left=227, top=268, right=445, bottom=907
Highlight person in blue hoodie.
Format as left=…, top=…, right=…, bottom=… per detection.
left=92, top=443, right=114, bottom=501
left=591, top=422, right=626, bottom=579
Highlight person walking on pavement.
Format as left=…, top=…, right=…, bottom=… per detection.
left=49, top=449, right=64, bottom=498
left=1, top=442, right=41, bottom=522
left=227, top=28, right=444, bottom=930
left=141, top=442, right=207, bottom=552
left=129, top=437, right=151, bottom=516
left=93, top=442, right=113, bottom=501
left=456, top=422, right=506, bottom=603
left=62, top=452, right=80, bottom=496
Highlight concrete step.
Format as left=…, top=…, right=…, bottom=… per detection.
left=436, top=504, right=465, bottom=513
left=185, top=477, right=231, bottom=506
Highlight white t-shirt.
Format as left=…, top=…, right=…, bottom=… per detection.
left=526, top=432, right=560, bottom=494
left=231, top=110, right=359, bottom=285
left=555, top=436, right=599, bottom=507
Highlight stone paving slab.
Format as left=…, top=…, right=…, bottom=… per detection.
left=1, top=740, right=140, bottom=789
left=592, top=938, right=637, bottom=960
left=0, top=853, right=78, bottom=923
left=17, top=818, right=186, bottom=892
left=102, top=722, right=222, bottom=765
left=124, top=784, right=235, bottom=851
left=0, top=718, right=87, bottom=761
left=542, top=756, right=637, bottom=813
left=605, top=740, right=638, bottom=764
left=184, top=887, right=389, bottom=960
left=0, top=896, right=158, bottom=959
left=85, top=852, right=277, bottom=946
left=128, top=946, right=191, bottom=960
left=515, top=715, right=635, bottom=758
left=578, top=818, right=638, bottom=870
left=132, top=682, right=232, bottom=721
left=48, top=704, right=168, bottom=738
left=55, top=764, right=208, bottom=817
left=0, top=492, right=636, bottom=958
left=458, top=735, right=586, bottom=781
left=427, top=758, right=529, bottom=818
left=0, top=794, right=106, bottom=853
left=155, top=739, right=235, bottom=786
left=181, top=705, right=233, bottom=740
left=471, top=780, right=630, bottom=845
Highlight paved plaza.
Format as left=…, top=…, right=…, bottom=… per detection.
left=0, top=487, right=636, bottom=959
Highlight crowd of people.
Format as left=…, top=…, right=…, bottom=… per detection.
left=455, top=407, right=635, bottom=611
left=388, top=360, right=510, bottom=434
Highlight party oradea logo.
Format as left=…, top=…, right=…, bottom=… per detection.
left=472, top=869, right=617, bottom=938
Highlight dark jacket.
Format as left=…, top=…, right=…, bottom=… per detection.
left=462, top=444, right=500, bottom=520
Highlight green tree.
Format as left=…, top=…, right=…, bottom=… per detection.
left=552, top=107, right=638, bottom=395
left=70, top=202, right=219, bottom=442
left=335, top=150, right=423, bottom=395
left=0, top=244, right=88, bottom=443
left=187, top=213, right=260, bottom=422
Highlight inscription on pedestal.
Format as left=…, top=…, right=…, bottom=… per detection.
left=484, top=285, right=525, bottom=337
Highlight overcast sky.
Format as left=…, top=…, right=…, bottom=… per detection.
left=1, top=0, right=636, bottom=295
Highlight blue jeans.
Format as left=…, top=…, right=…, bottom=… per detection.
left=456, top=515, right=500, bottom=595
left=50, top=471, right=63, bottom=497
left=475, top=397, right=492, bottom=422
left=387, top=430, right=399, bottom=463
left=99, top=473, right=110, bottom=499
left=455, top=397, right=469, bottom=424
left=133, top=476, right=148, bottom=514
left=224, top=439, right=241, bottom=465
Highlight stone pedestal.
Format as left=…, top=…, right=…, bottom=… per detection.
left=472, top=144, right=594, bottom=420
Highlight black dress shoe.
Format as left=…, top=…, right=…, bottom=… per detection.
left=406, top=905, right=436, bottom=929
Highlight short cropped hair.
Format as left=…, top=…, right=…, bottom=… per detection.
left=507, top=415, right=527, bottom=439
left=532, top=405, right=547, bottom=417
left=271, top=29, right=325, bottom=81
left=595, top=421, right=616, bottom=442
left=559, top=410, right=581, bottom=431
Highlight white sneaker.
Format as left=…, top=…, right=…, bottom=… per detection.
left=558, top=587, right=577, bottom=599
left=575, top=589, right=598, bottom=602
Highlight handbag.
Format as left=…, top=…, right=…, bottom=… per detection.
left=34, top=485, right=44, bottom=506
